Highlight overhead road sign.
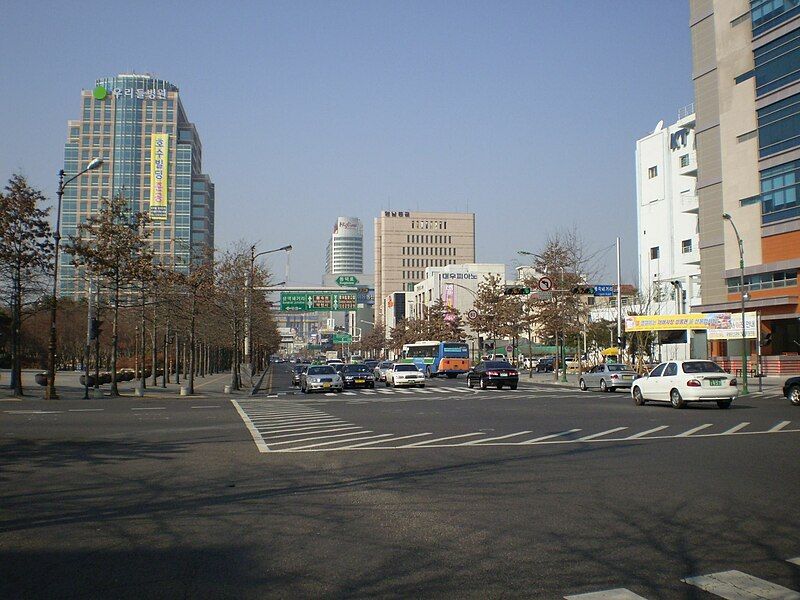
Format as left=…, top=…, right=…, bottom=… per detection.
left=280, top=291, right=358, bottom=312
left=332, top=333, right=353, bottom=344
left=593, top=285, right=614, bottom=297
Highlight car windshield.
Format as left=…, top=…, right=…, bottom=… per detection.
left=379, top=362, right=393, bottom=368
left=395, top=364, right=419, bottom=372
left=486, top=361, right=513, bottom=369
left=344, top=365, right=371, bottom=373
left=307, top=366, right=336, bottom=375
left=606, top=364, right=631, bottom=372
left=682, top=361, right=725, bottom=374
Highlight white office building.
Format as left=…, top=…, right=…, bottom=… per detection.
left=326, top=217, right=364, bottom=275
left=636, top=108, right=703, bottom=359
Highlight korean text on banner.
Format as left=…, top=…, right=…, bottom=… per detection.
left=707, top=312, right=757, bottom=339
left=149, top=133, right=169, bottom=221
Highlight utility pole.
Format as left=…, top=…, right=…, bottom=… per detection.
left=616, top=236, right=622, bottom=356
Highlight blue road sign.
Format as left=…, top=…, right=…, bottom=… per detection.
left=594, top=285, right=614, bottom=297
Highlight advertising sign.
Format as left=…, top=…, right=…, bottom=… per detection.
left=625, top=312, right=757, bottom=337
left=707, top=312, right=757, bottom=340
left=149, top=133, right=169, bottom=221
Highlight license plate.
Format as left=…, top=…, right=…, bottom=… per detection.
left=709, top=379, right=722, bottom=387
left=624, top=375, right=633, bottom=380
left=355, top=379, right=365, bottom=383
left=323, top=383, right=331, bottom=388
left=500, top=373, right=508, bottom=377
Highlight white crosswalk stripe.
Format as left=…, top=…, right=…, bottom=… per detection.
left=682, top=569, right=800, bottom=599
left=565, top=589, right=647, bottom=599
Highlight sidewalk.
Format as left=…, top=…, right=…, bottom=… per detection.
left=0, top=368, right=271, bottom=401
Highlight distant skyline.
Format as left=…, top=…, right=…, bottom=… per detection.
left=0, top=1, right=692, bottom=287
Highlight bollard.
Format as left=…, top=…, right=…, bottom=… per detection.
left=224, top=385, right=231, bottom=394
left=180, top=386, right=188, bottom=396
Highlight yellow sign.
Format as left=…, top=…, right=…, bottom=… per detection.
left=624, top=313, right=726, bottom=332
left=149, top=133, right=169, bottom=221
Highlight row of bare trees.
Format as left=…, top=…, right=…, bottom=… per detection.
left=0, top=175, right=281, bottom=397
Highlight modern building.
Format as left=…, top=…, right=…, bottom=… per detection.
left=690, top=1, right=800, bottom=373
left=325, top=217, right=364, bottom=275
left=59, top=73, right=214, bottom=297
left=635, top=109, right=702, bottom=359
left=374, top=210, right=476, bottom=323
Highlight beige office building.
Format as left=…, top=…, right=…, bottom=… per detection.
left=374, top=210, right=476, bottom=323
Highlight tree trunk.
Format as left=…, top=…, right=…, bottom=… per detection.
left=151, top=303, right=158, bottom=387
left=10, top=271, right=23, bottom=396
left=110, top=277, right=120, bottom=396
left=140, top=289, right=146, bottom=389
left=174, top=333, right=180, bottom=385
left=188, top=296, right=196, bottom=395
left=163, top=319, right=169, bottom=388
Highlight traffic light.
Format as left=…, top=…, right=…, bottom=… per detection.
left=503, top=286, right=531, bottom=295
left=616, top=334, right=627, bottom=347
left=89, top=318, right=103, bottom=341
left=571, top=286, right=595, bottom=295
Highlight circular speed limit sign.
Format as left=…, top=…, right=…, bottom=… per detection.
left=467, top=309, right=478, bottom=320
left=538, top=276, right=553, bottom=292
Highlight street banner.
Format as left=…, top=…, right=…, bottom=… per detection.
left=625, top=312, right=757, bottom=338
left=707, top=312, right=757, bottom=340
left=149, top=133, right=169, bottom=221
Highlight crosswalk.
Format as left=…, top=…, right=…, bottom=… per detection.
left=565, top=557, right=800, bottom=599
left=232, top=399, right=799, bottom=453
left=273, top=384, right=580, bottom=403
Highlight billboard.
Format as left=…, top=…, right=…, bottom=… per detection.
left=707, top=312, right=757, bottom=340
left=149, top=133, right=169, bottom=221
left=625, top=312, right=756, bottom=339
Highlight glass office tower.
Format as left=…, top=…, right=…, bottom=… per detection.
left=60, top=73, right=214, bottom=297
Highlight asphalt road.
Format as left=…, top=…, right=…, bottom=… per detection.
left=1, top=362, right=798, bottom=599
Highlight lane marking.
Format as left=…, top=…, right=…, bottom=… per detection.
left=788, top=557, right=800, bottom=566
left=251, top=416, right=340, bottom=426
left=342, top=392, right=356, bottom=396
left=376, top=389, right=394, bottom=394
left=259, top=422, right=348, bottom=434
left=462, top=431, right=533, bottom=445
left=68, top=408, right=105, bottom=412
left=565, top=589, right=649, bottom=599
left=578, top=427, right=628, bottom=442
left=721, top=422, right=749, bottom=435
left=269, top=430, right=375, bottom=446
left=677, top=424, right=713, bottom=437
left=626, top=426, right=669, bottom=439
left=522, top=429, right=582, bottom=444
left=402, top=432, right=486, bottom=447
left=231, top=399, right=269, bottom=452
left=131, top=407, right=166, bottom=411
left=682, top=569, right=800, bottom=599
left=267, top=426, right=361, bottom=440
left=340, top=433, right=434, bottom=448
left=394, top=389, right=414, bottom=394
left=190, top=405, right=220, bottom=409
left=287, top=433, right=393, bottom=451
left=4, top=410, right=63, bottom=414
left=768, top=420, right=791, bottom=433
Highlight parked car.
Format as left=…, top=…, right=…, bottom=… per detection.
left=341, top=364, right=376, bottom=389
left=364, top=359, right=379, bottom=371
left=467, top=360, right=519, bottom=390
left=535, top=357, right=555, bottom=373
left=579, top=363, right=639, bottom=392
left=291, top=363, right=310, bottom=387
left=300, top=365, right=343, bottom=393
left=631, top=360, right=737, bottom=409
left=784, top=376, right=800, bottom=406
left=374, top=361, right=394, bottom=381
left=386, top=363, right=425, bottom=388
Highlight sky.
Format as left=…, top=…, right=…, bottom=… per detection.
left=0, top=0, right=693, bottom=287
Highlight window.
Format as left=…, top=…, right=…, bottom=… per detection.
left=680, top=154, right=690, bottom=168
left=757, top=92, right=800, bottom=157
left=648, top=166, right=658, bottom=178
left=682, top=239, right=693, bottom=253
left=664, top=363, right=678, bottom=377
left=649, top=364, right=666, bottom=377
left=754, top=28, right=800, bottom=96
left=650, top=246, right=660, bottom=260
left=751, top=0, right=800, bottom=37
left=761, top=159, right=800, bottom=223
left=727, top=270, right=797, bottom=293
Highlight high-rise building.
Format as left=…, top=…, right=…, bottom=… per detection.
left=325, top=216, right=363, bottom=274
left=59, top=73, right=214, bottom=296
left=690, top=1, right=800, bottom=371
left=374, top=210, right=476, bottom=324
left=636, top=110, right=701, bottom=314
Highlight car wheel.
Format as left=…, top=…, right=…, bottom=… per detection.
left=467, top=377, right=474, bottom=389
left=789, top=384, right=800, bottom=406
left=301, top=385, right=307, bottom=394
left=480, top=377, right=488, bottom=390
left=633, top=387, right=646, bottom=406
left=670, top=388, right=685, bottom=409
left=419, top=383, right=425, bottom=388
left=579, top=378, right=587, bottom=391
left=600, top=379, right=608, bottom=392
left=717, top=400, right=731, bottom=409
left=369, top=383, right=375, bottom=389
left=510, top=383, right=518, bottom=390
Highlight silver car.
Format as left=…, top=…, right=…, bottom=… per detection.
left=374, top=361, right=394, bottom=382
left=579, top=363, right=639, bottom=392
left=300, top=365, right=343, bottom=393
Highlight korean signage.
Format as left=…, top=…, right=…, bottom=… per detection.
left=707, top=312, right=757, bottom=340
left=593, top=285, right=614, bottom=297
left=280, top=292, right=358, bottom=312
left=625, top=312, right=756, bottom=338
left=149, top=133, right=169, bottom=221
left=93, top=84, right=168, bottom=101
left=440, top=273, right=479, bottom=280
left=335, top=275, right=359, bottom=286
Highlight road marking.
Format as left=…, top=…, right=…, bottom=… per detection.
left=190, top=405, right=220, bottom=409
left=626, top=426, right=669, bottom=439
left=267, top=426, right=361, bottom=440
left=260, top=422, right=348, bottom=434
left=721, top=422, right=750, bottom=435
left=768, top=420, right=791, bottom=433
left=342, top=392, right=356, bottom=396
left=676, top=423, right=713, bottom=437
left=394, top=389, right=413, bottom=394
left=269, top=430, right=375, bottom=446
left=131, top=407, right=166, bottom=411
left=415, top=388, right=433, bottom=394
left=361, top=390, right=376, bottom=394
left=463, top=431, right=533, bottom=445
left=231, top=400, right=269, bottom=452
left=401, top=432, right=486, bottom=447
left=565, top=589, right=648, bottom=600
left=788, top=557, right=800, bottom=566
left=522, top=429, right=582, bottom=444
left=68, top=408, right=104, bottom=412
left=340, top=433, right=434, bottom=448
left=578, top=427, right=628, bottom=441
left=376, top=389, right=394, bottom=394
left=252, top=416, right=341, bottom=426
left=682, top=569, right=800, bottom=599
left=288, top=433, right=393, bottom=451
left=5, top=410, right=63, bottom=414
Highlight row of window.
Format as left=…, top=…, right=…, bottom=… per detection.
left=407, top=234, right=452, bottom=244
left=757, top=92, right=800, bottom=158
left=761, top=158, right=799, bottom=223
left=754, top=26, right=800, bottom=96
left=646, top=156, right=691, bottom=178
left=751, top=0, right=800, bottom=37
left=410, top=220, right=447, bottom=230
left=402, top=246, right=457, bottom=256
left=648, top=240, right=694, bottom=260
left=726, top=269, right=798, bottom=292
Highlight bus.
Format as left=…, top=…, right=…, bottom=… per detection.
left=401, top=341, right=471, bottom=378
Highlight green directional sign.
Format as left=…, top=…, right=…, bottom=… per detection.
left=332, top=333, right=353, bottom=344
left=335, top=275, right=359, bottom=286
left=280, top=291, right=358, bottom=312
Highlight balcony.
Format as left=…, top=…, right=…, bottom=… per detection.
left=680, top=192, right=698, bottom=214
left=681, top=247, right=701, bottom=266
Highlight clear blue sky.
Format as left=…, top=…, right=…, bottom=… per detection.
left=0, top=0, right=692, bottom=286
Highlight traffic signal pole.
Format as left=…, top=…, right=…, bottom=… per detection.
left=616, top=237, right=622, bottom=355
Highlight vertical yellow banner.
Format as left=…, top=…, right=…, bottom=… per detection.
left=149, top=133, right=169, bottom=220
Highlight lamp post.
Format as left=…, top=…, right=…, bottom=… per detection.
left=45, top=157, right=103, bottom=400
left=723, top=213, right=749, bottom=395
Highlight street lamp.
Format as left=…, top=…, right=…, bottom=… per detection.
left=45, top=157, right=103, bottom=400
left=723, top=213, right=749, bottom=395
left=245, top=244, right=292, bottom=372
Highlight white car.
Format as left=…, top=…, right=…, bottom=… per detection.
left=300, top=365, right=343, bottom=393
left=631, top=360, right=737, bottom=409
left=386, top=363, right=425, bottom=388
